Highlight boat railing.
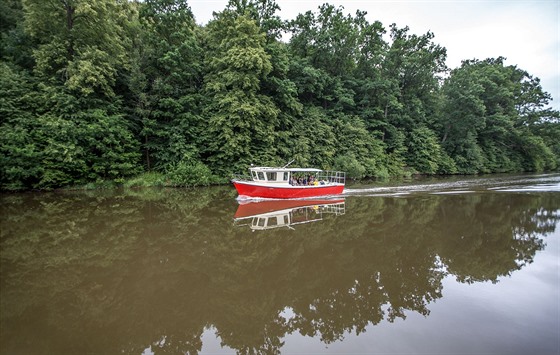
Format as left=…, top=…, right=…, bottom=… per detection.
left=322, top=203, right=346, bottom=215
left=233, top=170, right=345, bottom=184
left=317, top=170, right=346, bottom=185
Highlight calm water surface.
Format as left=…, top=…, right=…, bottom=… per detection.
left=1, top=173, right=559, bottom=354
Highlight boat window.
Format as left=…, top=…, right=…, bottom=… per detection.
left=257, top=172, right=265, bottom=180
left=251, top=171, right=258, bottom=180
left=266, top=172, right=277, bottom=181
left=283, top=172, right=289, bottom=181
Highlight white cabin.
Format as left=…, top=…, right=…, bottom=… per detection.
left=248, top=167, right=323, bottom=184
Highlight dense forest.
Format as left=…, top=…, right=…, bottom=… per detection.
left=1, top=0, right=559, bottom=190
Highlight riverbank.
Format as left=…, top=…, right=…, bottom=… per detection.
left=61, top=171, right=224, bottom=191
left=3, top=168, right=559, bottom=192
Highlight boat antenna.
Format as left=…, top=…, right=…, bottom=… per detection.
left=283, top=159, right=295, bottom=168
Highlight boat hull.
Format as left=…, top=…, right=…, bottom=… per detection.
left=232, top=181, right=344, bottom=199
left=234, top=198, right=345, bottom=219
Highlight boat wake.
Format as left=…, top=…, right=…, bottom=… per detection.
left=342, top=174, right=560, bottom=197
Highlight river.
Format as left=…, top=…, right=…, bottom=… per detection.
left=1, top=173, right=559, bottom=354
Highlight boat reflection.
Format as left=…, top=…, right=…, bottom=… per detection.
left=234, top=199, right=346, bottom=231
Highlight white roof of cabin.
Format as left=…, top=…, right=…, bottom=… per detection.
left=249, top=167, right=323, bottom=173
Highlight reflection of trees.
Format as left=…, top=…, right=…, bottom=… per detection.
left=0, top=188, right=557, bottom=354
left=433, top=194, right=554, bottom=283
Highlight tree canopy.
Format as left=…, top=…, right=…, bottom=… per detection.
left=1, top=0, right=558, bottom=190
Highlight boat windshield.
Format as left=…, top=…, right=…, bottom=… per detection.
left=251, top=169, right=288, bottom=182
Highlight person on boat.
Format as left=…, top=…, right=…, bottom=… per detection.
left=308, top=175, right=316, bottom=185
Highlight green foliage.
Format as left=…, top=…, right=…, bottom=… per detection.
left=166, top=160, right=222, bottom=187
left=129, top=0, right=204, bottom=171
left=1, top=1, right=558, bottom=190
left=30, top=107, right=141, bottom=189
left=123, top=171, right=167, bottom=188
left=22, top=0, right=133, bottom=97
left=0, top=0, right=34, bottom=68
left=0, top=65, right=140, bottom=190
left=440, top=58, right=558, bottom=174
left=331, top=115, right=389, bottom=178
left=515, top=131, right=556, bottom=171
left=406, top=126, right=448, bottom=174
left=333, top=154, right=365, bottom=179
left=203, top=11, right=279, bottom=175
left=0, top=64, right=41, bottom=190
left=531, top=120, right=560, bottom=168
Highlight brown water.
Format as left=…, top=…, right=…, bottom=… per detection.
left=1, top=173, right=559, bottom=354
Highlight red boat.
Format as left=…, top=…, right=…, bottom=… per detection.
left=232, top=166, right=345, bottom=199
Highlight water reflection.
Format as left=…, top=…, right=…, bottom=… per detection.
left=0, top=180, right=558, bottom=354
left=233, top=199, right=345, bottom=231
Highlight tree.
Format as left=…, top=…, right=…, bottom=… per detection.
left=203, top=11, right=279, bottom=174
left=440, top=58, right=559, bottom=173
left=0, top=0, right=34, bottom=68
left=0, top=65, right=141, bottom=190
left=353, top=17, right=389, bottom=133
left=288, top=4, right=361, bottom=111
left=22, top=0, right=133, bottom=98
left=128, top=0, right=205, bottom=171
left=439, top=62, right=486, bottom=173
left=332, top=114, right=388, bottom=178
left=406, top=126, right=455, bottom=174
left=381, top=25, right=447, bottom=172
left=226, top=0, right=284, bottom=40
left=226, top=1, right=304, bottom=165
left=0, top=63, right=42, bottom=190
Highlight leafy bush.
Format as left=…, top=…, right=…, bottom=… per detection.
left=334, top=154, right=365, bottom=180
left=124, top=172, right=167, bottom=188
left=166, top=160, right=221, bottom=187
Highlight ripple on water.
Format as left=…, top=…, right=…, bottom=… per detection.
left=344, top=173, right=560, bottom=197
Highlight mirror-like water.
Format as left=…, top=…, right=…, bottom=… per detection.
left=1, top=173, right=559, bottom=354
